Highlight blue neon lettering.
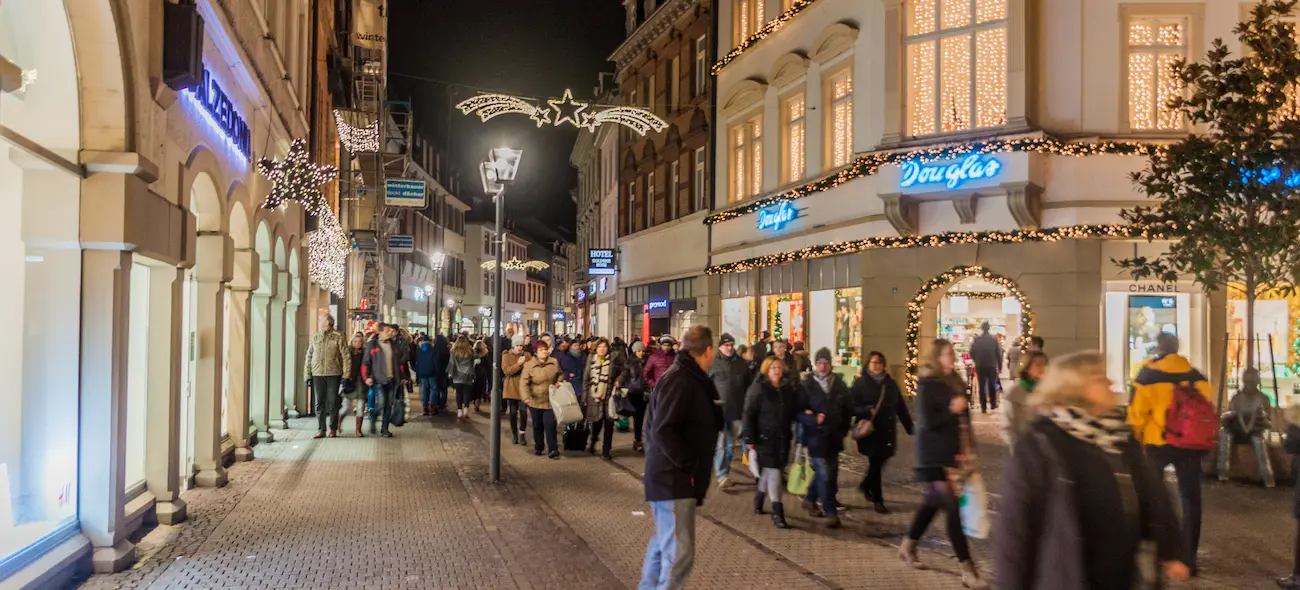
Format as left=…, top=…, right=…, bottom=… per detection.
left=899, top=154, right=1002, bottom=189
left=756, top=202, right=798, bottom=231
left=185, top=69, right=252, bottom=160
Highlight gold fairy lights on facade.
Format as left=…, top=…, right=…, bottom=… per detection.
left=908, top=0, right=1007, bottom=135
left=332, top=109, right=380, bottom=153
left=704, top=137, right=1161, bottom=225
left=704, top=224, right=1148, bottom=275
left=905, top=266, right=1034, bottom=391
left=713, top=0, right=822, bottom=75
left=1127, top=17, right=1186, bottom=130
left=456, top=88, right=668, bottom=136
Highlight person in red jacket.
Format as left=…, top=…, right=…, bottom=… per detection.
left=643, top=334, right=677, bottom=392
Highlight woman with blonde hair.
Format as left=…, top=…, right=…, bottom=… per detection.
left=446, top=335, right=476, bottom=419
left=996, top=351, right=1187, bottom=589
left=900, top=339, right=987, bottom=589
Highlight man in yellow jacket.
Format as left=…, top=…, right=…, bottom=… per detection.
left=1128, top=332, right=1210, bottom=577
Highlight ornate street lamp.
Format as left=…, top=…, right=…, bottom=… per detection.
left=481, top=147, right=521, bottom=484
left=430, top=251, right=446, bottom=336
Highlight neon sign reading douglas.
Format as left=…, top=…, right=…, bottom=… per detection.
left=899, top=154, right=1002, bottom=190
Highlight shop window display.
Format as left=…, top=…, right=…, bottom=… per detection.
left=810, top=288, right=862, bottom=378
left=761, top=293, right=804, bottom=344
left=721, top=297, right=754, bottom=346
left=1228, top=283, right=1300, bottom=407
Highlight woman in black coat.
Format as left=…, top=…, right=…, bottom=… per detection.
left=850, top=351, right=913, bottom=513
left=742, top=357, right=799, bottom=528
left=619, top=342, right=650, bottom=452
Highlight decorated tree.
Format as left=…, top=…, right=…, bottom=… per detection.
left=772, top=310, right=784, bottom=341
left=1118, top=0, right=1300, bottom=371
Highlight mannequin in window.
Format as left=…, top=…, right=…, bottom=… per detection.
left=1217, top=368, right=1276, bottom=487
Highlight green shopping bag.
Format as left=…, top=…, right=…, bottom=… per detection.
left=786, top=445, right=812, bottom=496
left=615, top=416, right=630, bottom=432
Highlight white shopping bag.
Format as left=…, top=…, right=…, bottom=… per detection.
left=549, top=381, right=583, bottom=426
left=959, top=472, right=991, bottom=539
left=747, top=450, right=761, bottom=478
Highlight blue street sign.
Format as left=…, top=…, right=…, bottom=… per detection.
left=385, top=178, right=426, bottom=207
left=387, top=234, right=415, bottom=254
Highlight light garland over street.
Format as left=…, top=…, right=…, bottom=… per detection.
left=456, top=88, right=668, bottom=136
left=481, top=258, right=550, bottom=272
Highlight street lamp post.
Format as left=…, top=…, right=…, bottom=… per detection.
left=430, top=251, right=446, bottom=336
left=481, top=147, right=522, bottom=483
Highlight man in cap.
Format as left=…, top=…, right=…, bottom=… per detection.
left=709, top=333, right=750, bottom=489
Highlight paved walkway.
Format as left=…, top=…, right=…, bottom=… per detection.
left=69, top=391, right=1291, bottom=589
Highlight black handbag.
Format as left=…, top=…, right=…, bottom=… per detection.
left=341, top=378, right=356, bottom=395
left=613, top=389, right=637, bottom=417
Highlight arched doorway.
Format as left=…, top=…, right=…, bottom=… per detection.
left=225, top=199, right=255, bottom=459
left=249, top=222, right=276, bottom=441
left=0, top=0, right=90, bottom=568
left=282, top=246, right=302, bottom=418
left=905, top=266, right=1033, bottom=391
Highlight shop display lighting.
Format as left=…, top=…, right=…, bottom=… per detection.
left=712, top=0, right=823, bottom=75
left=905, top=265, right=1034, bottom=392
left=705, top=224, right=1147, bottom=275
left=703, top=138, right=1160, bottom=225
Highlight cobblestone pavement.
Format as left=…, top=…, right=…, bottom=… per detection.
left=71, top=388, right=1286, bottom=589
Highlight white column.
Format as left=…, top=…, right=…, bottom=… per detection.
left=269, top=293, right=287, bottom=430
left=79, top=250, right=135, bottom=572
left=249, top=292, right=274, bottom=442
left=143, top=265, right=185, bottom=523
left=284, top=299, right=302, bottom=419
left=192, top=234, right=231, bottom=487
left=226, top=287, right=254, bottom=460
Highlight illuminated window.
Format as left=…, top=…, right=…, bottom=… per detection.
left=781, top=92, right=806, bottom=183
left=734, top=0, right=766, bottom=45
left=827, top=70, right=854, bottom=167
left=906, top=0, right=1007, bottom=135
left=1126, top=16, right=1187, bottom=131
left=730, top=115, right=763, bottom=202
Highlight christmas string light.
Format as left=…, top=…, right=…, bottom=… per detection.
left=704, top=137, right=1162, bottom=225
left=257, top=138, right=338, bottom=215
left=904, top=265, right=1034, bottom=392
left=456, top=88, right=667, bottom=136
left=713, top=0, right=823, bottom=75
left=481, top=258, right=550, bottom=272
left=333, top=109, right=380, bottom=153
left=307, top=197, right=349, bottom=297
left=943, top=290, right=1005, bottom=300
left=704, top=224, right=1150, bottom=275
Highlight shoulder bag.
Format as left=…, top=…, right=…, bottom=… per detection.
left=852, top=382, right=889, bottom=440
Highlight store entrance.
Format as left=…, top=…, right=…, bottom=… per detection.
left=938, top=277, right=1022, bottom=382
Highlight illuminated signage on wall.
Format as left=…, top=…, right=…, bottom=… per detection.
left=899, top=154, right=1002, bottom=190
left=646, top=300, right=669, bottom=311
left=588, top=249, right=616, bottom=276
left=552, top=311, right=566, bottom=320
left=599, top=277, right=608, bottom=293
left=181, top=68, right=252, bottom=161
left=411, top=287, right=427, bottom=302
left=756, top=202, right=799, bottom=231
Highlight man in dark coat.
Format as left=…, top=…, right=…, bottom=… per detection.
left=968, top=322, right=1002, bottom=413
left=360, top=324, right=410, bottom=437
left=640, top=326, right=721, bottom=590
left=709, top=333, right=750, bottom=489
left=796, top=348, right=852, bottom=527
left=555, top=338, right=586, bottom=399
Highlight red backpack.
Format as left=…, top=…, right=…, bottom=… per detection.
left=1163, top=382, right=1217, bottom=450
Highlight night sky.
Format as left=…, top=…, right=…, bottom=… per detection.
left=388, top=0, right=627, bottom=241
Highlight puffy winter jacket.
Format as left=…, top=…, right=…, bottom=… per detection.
left=415, top=342, right=439, bottom=378
left=305, top=330, right=351, bottom=378
left=1127, top=353, right=1211, bottom=446
left=446, top=353, right=476, bottom=385
left=643, top=349, right=675, bottom=390
left=521, top=357, right=563, bottom=409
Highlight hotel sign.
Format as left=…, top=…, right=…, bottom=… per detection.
left=185, top=68, right=252, bottom=160
left=899, top=154, right=1002, bottom=190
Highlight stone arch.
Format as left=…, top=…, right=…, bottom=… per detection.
left=66, top=0, right=133, bottom=152
left=248, top=221, right=277, bottom=441
left=904, top=265, right=1033, bottom=391
left=721, top=78, right=768, bottom=118
left=810, top=22, right=860, bottom=63
left=228, top=199, right=252, bottom=251
left=769, top=52, right=810, bottom=88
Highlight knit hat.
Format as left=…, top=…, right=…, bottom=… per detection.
left=658, top=334, right=676, bottom=345
left=511, top=333, right=524, bottom=348
left=631, top=341, right=645, bottom=353
left=719, top=333, right=736, bottom=346
left=814, top=347, right=833, bottom=363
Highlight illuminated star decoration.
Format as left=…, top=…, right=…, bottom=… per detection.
left=547, top=88, right=589, bottom=128
left=456, top=88, right=668, bottom=136
left=257, top=138, right=338, bottom=216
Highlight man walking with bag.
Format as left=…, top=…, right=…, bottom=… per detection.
left=710, top=333, right=750, bottom=489
left=1129, top=332, right=1213, bottom=576
left=305, top=315, right=350, bottom=438
left=640, top=326, right=722, bottom=590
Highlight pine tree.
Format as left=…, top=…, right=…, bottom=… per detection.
left=772, top=310, right=784, bottom=341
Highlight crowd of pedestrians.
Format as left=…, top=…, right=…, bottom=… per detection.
left=298, top=316, right=1300, bottom=589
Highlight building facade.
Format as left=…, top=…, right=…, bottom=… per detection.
left=613, top=0, right=717, bottom=342
left=464, top=222, right=530, bottom=336
left=571, top=91, right=622, bottom=341
left=707, top=0, right=1234, bottom=388
left=0, top=0, right=340, bottom=585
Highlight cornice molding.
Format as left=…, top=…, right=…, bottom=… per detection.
left=610, top=0, right=702, bottom=74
